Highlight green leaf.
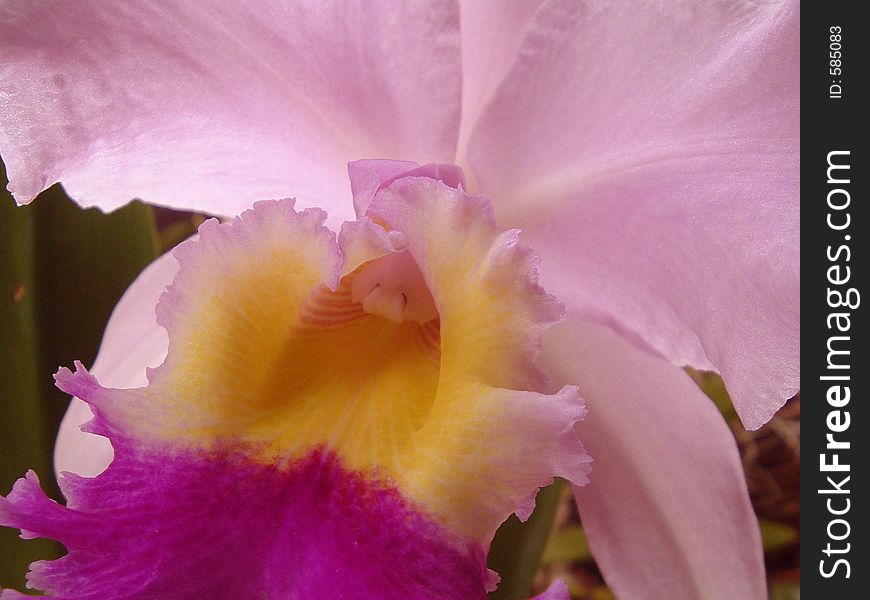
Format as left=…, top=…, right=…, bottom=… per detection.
left=1, top=159, right=159, bottom=592
left=541, top=524, right=593, bottom=565
left=0, top=171, right=61, bottom=594
left=686, top=368, right=737, bottom=420
left=770, top=581, right=800, bottom=600
left=488, top=479, right=565, bottom=600
left=760, top=519, right=798, bottom=552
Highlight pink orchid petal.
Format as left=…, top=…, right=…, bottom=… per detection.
left=348, top=159, right=466, bottom=217
left=540, top=319, right=765, bottom=600
left=348, top=160, right=422, bottom=217
left=457, top=0, right=544, bottom=161
left=468, top=0, right=799, bottom=429
left=530, top=579, right=569, bottom=600
left=0, top=1, right=461, bottom=222
left=54, top=250, right=177, bottom=479
left=337, top=216, right=408, bottom=277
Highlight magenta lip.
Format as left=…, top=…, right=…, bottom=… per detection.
left=1, top=446, right=492, bottom=599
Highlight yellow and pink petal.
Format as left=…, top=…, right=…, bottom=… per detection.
left=2, top=170, right=588, bottom=597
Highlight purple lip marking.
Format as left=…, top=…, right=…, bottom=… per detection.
left=1, top=445, right=493, bottom=599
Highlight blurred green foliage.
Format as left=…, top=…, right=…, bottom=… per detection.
left=488, top=479, right=566, bottom=600
left=760, top=520, right=798, bottom=553
left=541, top=525, right=592, bottom=565
left=1, top=160, right=159, bottom=591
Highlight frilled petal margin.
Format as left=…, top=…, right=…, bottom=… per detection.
left=3, top=179, right=588, bottom=597
left=540, top=320, right=765, bottom=600
left=3, top=448, right=493, bottom=599
left=54, top=251, right=176, bottom=478
left=468, top=0, right=800, bottom=429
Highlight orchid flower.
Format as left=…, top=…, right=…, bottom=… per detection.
left=0, top=1, right=798, bottom=599
left=1, top=172, right=589, bottom=598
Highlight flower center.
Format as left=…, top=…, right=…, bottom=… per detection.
left=351, top=251, right=438, bottom=323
